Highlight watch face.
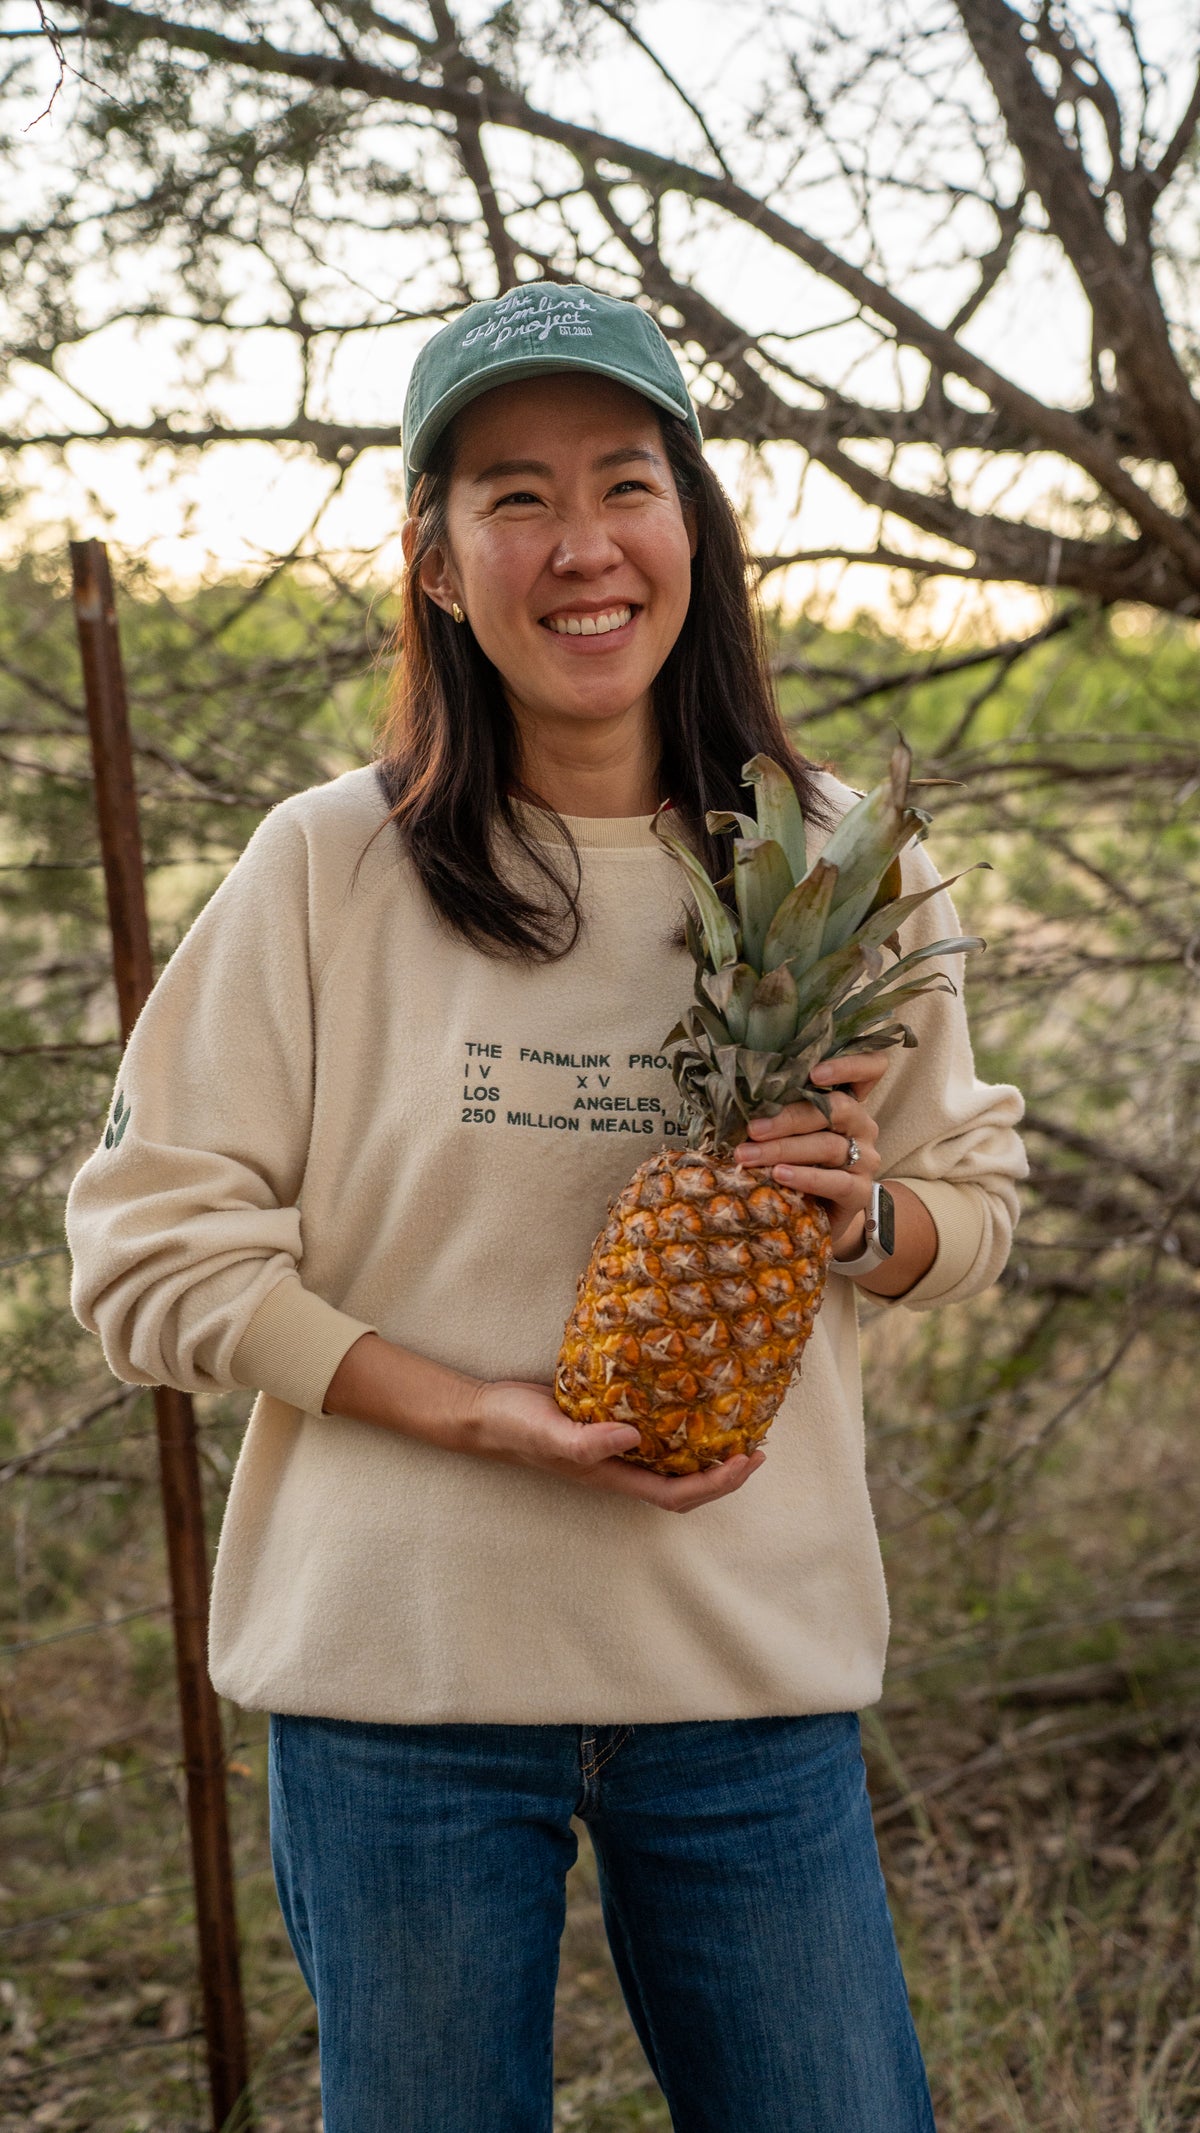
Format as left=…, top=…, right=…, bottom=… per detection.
left=877, top=1185, right=896, bottom=1256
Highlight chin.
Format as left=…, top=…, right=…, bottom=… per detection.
left=549, top=658, right=653, bottom=705
left=561, top=689, right=652, bottom=724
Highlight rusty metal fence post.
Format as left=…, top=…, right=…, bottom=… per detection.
left=70, top=539, right=251, bottom=2132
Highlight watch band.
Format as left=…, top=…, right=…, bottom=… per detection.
left=830, top=1182, right=895, bottom=1278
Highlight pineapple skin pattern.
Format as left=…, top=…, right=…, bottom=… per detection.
left=555, top=1149, right=833, bottom=1474
left=554, top=742, right=984, bottom=1476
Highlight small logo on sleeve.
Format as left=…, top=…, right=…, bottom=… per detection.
left=104, top=1086, right=131, bottom=1150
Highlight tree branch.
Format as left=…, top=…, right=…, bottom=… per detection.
left=44, top=0, right=1200, bottom=587
left=775, top=605, right=1091, bottom=716
left=1154, top=65, right=1200, bottom=196
left=584, top=0, right=734, bottom=181
left=953, top=0, right=1200, bottom=507
left=427, top=0, right=520, bottom=291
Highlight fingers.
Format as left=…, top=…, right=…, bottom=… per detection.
left=736, top=1125, right=861, bottom=1169
left=737, top=1107, right=880, bottom=1171
left=741, top=1085, right=880, bottom=1151
left=567, top=1420, right=643, bottom=1466
left=811, top=1052, right=892, bottom=1103
left=557, top=1415, right=767, bottom=1509
left=768, top=1160, right=875, bottom=1201
left=734, top=1056, right=891, bottom=1173
left=741, top=1056, right=889, bottom=1137
left=771, top=1138, right=880, bottom=1191
left=741, top=1102, right=824, bottom=1143
left=584, top=1447, right=767, bottom=1511
left=479, top=1386, right=768, bottom=1512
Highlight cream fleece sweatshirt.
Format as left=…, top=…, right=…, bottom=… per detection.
left=65, top=763, right=1026, bottom=1723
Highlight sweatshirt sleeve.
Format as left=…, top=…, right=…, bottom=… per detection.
left=856, top=831, right=1028, bottom=1312
left=64, top=798, right=379, bottom=1414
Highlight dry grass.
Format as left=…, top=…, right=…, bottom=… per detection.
left=2, top=1338, right=1197, bottom=2131
left=3, top=1675, right=1195, bottom=2131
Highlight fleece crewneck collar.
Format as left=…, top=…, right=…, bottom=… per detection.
left=509, top=796, right=663, bottom=850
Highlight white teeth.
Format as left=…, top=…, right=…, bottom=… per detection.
left=546, top=606, right=632, bottom=637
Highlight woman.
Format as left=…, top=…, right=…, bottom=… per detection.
left=66, top=282, right=1026, bottom=2132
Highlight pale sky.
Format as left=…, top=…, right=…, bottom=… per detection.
left=4, top=0, right=1190, bottom=639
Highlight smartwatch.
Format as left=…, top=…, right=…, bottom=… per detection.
left=831, top=1181, right=896, bottom=1279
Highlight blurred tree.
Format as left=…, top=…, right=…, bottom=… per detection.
left=2, top=1, right=1200, bottom=616
left=2, top=16, right=1198, bottom=2118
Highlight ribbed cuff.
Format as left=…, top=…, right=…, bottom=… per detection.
left=229, top=1276, right=379, bottom=1413
left=875, top=1177, right=986, bottom=1311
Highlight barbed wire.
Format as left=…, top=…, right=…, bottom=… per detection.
left=0, top=1603, right=171, bottom=1660
left=0, top=1243, right=73, bottom=1268
left=3, top=2026, right=205, bottom=2083
left=0, top=1043, right=122, bottom=1059
left=0, top=1387, right=147, bottom=1485
left=0, top=1862, right=272, bottom=1942
left=0, top=1735, right=257, bottom=1820
left=7, top=1416, right=245, bottom=1458
left=2, top=543, right=1196, bottom=2125
left=885, top=1598, right=1194, bottom=1679
left=0, top=852, right=242, bottom=870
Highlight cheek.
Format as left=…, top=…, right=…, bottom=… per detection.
left=645, top=525, right=694, bottom=628
left=457, top=531, right=543, bottom=618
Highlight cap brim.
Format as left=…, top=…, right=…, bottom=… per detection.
left=404, top=352, right=702, bottom=493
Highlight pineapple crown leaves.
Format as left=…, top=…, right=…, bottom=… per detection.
left=652, top=741, right=988, bottom=1152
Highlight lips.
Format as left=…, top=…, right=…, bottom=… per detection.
left=542, top=604, right=635, bottom=637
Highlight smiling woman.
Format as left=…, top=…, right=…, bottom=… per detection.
left=64, top=280, right=1027, bottom=2133
left=369, top=292, right=831, bottom=962
left=416, top=377, right=694, bottom=804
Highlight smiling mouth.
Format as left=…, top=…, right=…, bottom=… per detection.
left=541, top=604, right=636, bottom=637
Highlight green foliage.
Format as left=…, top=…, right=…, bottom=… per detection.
left=0, top=547, right=387, bottom=1253
left=1, top=556, right=1197, bottom=2129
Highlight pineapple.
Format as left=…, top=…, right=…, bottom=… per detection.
left=555, top=741, right=983, bottom=1474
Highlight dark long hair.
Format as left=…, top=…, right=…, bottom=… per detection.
left=359, top=411, right=832, bottom=959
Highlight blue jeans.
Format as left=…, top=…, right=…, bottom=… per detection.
left=268, top=1709, right=937, bottom=2132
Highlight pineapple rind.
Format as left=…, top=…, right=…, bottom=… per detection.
left=556, top=1149, right=833, bottom=1475
left=554, top=741, right=984, bottom=1476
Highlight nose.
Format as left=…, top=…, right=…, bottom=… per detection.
left=550, top=508, right=623, bottom=578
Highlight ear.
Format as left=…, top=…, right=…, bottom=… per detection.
left=683, top=502, right=699, bottom=560
left=408, top=520, right=462, bottom=616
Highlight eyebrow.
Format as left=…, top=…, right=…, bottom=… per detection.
left=470, top=445, right=663, bottom=486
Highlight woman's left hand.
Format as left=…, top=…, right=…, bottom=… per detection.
left=732, top=1052, right=890, bottom=1251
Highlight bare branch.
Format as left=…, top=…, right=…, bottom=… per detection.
left=427, top=0, right=520, bottom=290
left=40, top=0, right=1200, bottom=588
left=585, top=0, right=734, bottom=181
left=1151, top=65, right=1200, bottom=197
left=954, top=0, right=1200, bottom=506
left=26, top=1, right=69, bottom=125
left=0, top=1388, right=144, bottom=1488
left=775, top=605, right=1092, bottom=718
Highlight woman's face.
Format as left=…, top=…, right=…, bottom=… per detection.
left=415, top=371, right=696, bottom=743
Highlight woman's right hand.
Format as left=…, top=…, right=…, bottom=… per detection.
left=458, top=1378, right=765, bottom=1513
left=323, top=1334, right=763, bottom=1512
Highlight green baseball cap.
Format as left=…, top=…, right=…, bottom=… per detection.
left=402, top=282, right=703, bottom=498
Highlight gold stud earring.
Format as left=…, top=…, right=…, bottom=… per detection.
left=450, top=601, right=465, bottom=624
